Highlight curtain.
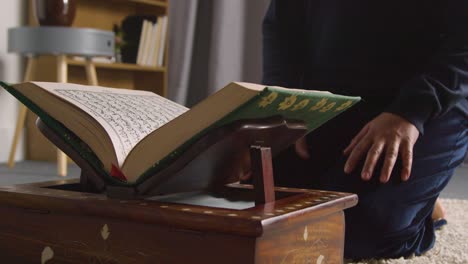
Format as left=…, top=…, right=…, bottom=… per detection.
left=168, top=0, right=270, bottom=106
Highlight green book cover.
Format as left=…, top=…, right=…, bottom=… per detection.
left=0, top=81, right=360, bottom=186
left=219, top=87, right=359, bottom=131
left=136, top=86, right=360, bottom=185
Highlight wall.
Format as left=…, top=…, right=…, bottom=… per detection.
left=0, top=1, right=26, bottom=162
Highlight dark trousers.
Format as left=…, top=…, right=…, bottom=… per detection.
left=273, top=102, right=468, bottom=259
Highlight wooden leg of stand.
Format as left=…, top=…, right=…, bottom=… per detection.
left=250, top=145, right=275, bottom=205
left=56, top=55, right=68, bottom=177
left=57, top=151, right=68, bottom=177
left=8, top=57, right=35, bottom=168
left=85, top=58, right=98, bottom=86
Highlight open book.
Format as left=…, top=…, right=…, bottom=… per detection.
left=0, top=81, right=360, bottom=185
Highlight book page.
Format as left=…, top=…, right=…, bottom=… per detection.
left=34, top=82, right=188, bottom=167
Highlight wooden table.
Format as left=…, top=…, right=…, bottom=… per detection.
left=0, top=179, right=357, bottom=263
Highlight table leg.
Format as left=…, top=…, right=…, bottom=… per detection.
left=85, top=58, right=98, bottom=86
left=56, top=55, right=68, bottom=177
left=8, top=57, right=35, bottom=168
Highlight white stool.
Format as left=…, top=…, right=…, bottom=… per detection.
left=7, top=26, right=114, bottom=176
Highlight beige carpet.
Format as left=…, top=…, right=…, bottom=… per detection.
left=347, top=198, right=468, bottom=264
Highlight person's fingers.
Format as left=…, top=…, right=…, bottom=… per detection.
left=380, top=140, right=400, bottom=183
left=295, top=137, right=310, bottom=160
left=344, top=124, right=370, bottom=155
left=361, top=141, right=385, bottom=180
left=344, top=138, right=372, bottom=174
left=400, top=139, right=413, bottom=181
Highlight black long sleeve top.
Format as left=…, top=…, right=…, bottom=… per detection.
left=262, top=0, right=468, bottom=134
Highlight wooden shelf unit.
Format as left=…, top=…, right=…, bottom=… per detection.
left=66, top=58, right=167, bottom=73
left=125, top=0, right=168, bottom=8
left=25, top=0, right=170, bottom=162
left=27, top=0, right=169, bottom=93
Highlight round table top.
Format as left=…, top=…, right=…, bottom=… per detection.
left=8, top=26, right=115, bottom=57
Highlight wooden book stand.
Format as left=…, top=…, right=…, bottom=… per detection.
left=37, top=116, right=308, bottom=203
left=0, top=116, right=358, bottom=263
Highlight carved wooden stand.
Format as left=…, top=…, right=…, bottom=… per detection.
left=37, top=116, right=306, bottom=204
left=0, top=117, right=358, bottom=263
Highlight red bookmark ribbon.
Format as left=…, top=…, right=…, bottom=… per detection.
left=110, top=164, right=128, bottom=182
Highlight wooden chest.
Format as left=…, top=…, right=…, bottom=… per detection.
left=0, top=179, right=356, bottom=263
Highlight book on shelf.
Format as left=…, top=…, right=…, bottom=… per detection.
left=138, top=20, right=154, bottom=66
left=150, top=17, right=163, bottom=67
left=121, top=15, right=157, bottom=64
left=0, top=81, right=360, bottom=186
left=136, top=20, right=150, bottom=65
left=157, top=16, right=168, bottom=67
left=135, top=16, right=168, bottom=67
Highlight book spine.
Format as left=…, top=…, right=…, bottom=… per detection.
left=141, top=20, right=154, bottom=66
left=157, top=16, right=168, bottom=67
left=150, top=18, right=163, bottom=67
left=136, top=20, right=149, bottom=65
left=146, top=21, right=158, bottom=66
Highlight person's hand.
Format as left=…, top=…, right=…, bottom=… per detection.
left=343, top=112, right=420, bottom=183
